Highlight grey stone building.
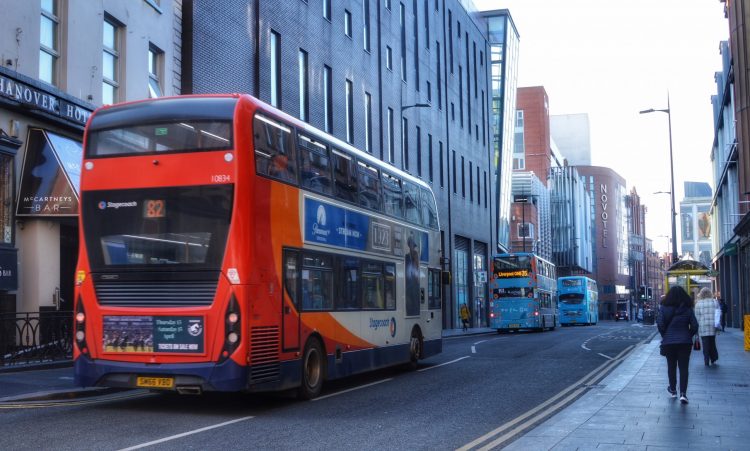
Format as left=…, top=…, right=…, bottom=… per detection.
left=182, top=0, right=516, bottom=329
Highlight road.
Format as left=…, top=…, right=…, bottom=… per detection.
left=0, top=321, right=656, bottom=451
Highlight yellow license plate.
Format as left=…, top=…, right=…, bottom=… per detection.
left=509, top=323, right=520, bottom=328
left=136, top=377, right=174, bottom=388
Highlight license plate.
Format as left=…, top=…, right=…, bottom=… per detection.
left=136, top=377, right=174, bottom=388
left=509, top=323, right=520, bottom=328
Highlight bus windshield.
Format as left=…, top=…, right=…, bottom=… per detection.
left=559, top=293, right=584, bottom=304
left=493, top=255, right=532, bottom=274
left=82, top=185, right=233, bottom=271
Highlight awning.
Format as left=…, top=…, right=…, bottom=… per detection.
left=16, top=128, right=81, bottom=217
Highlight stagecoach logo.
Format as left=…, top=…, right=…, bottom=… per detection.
left=99, top=201, right=138, bottom=210
left=312, top=204, right=331, bottom=238
left=187, top=320, right=203, bottom=337
left=370, top=317, right=397, bottom=337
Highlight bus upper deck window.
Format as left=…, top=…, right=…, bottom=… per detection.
left=254, top=114, right=297, bottom=184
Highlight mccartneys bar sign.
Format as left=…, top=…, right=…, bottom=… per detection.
left=0, top=72, right=91, bottom=126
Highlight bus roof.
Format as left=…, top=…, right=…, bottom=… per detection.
left=88, top=95, right=238, bottom=132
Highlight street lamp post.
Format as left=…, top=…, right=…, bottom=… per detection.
left=640, top=94, right=678, bottom=263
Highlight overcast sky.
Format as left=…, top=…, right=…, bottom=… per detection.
left=473, top=0, right=729, bottom=253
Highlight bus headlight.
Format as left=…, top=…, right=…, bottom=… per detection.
left=219, top=294, right=241, bottom=363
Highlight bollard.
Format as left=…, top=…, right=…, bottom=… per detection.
left=746, top=315, right=750, bottom=352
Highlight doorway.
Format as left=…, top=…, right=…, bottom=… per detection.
left=59, top=219, right=78, bottom=312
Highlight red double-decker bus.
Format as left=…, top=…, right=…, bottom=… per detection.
left=73, top=94, right=443, bottom=399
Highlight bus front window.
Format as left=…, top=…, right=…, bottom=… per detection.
left=559, top=293, right=584, bottom=304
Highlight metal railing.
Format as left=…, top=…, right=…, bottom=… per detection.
left=0, top=311, right=73, bottom=367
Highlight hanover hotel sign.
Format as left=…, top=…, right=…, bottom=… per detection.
left=0, top=71, right=92, bottom=127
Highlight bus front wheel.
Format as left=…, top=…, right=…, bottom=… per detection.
left=406, top=328, right=423, bottom=371
left=298, top=337, right=325, bottom=400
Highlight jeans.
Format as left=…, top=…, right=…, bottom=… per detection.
left=663, top=343, right=692, bottom=394
left=701, top=335, right=719, bottom=364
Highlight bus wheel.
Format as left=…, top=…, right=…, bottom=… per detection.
left=298, top=337, right=325, bottom=400
left=406, top=329, right=422, bottom=371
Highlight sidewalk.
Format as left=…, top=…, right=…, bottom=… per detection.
left=504, top=328, right=750, bottom=450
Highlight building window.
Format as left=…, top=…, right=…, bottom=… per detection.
left=458, top=67, right=463, bottom=127
left=469, top=161, right=473, bottom=202
left=323, top=65, right=332, bottom=133
left=0, top=153, right=13, bottom=245
left=452, top=150, right=457, bottom=194
left=448, top=10, right=453, bottom=73
left=518, top=223, right=535, bottom=239
left=345, top=79, right=354, bottom=143
left=426, top=80, right=432, bottom=103
left=270, top=30, right=281, bottom=107
left=461, top=156, right=465, bottom=197
left=385, top=0, right=392, bottom=10
left=439, top=141, right=444, bottom=187
left=402, top=117, right=409, bottom=171
left=386, top=46, right=393, bottom=71
left=363, top=0, right=371, bottom=52
left=323, top=0, right=331, bottom=20
left=387, top=107, right=394, bottom=163
left=476, top=166, right=480, bottom=205
left=148, top=44, right=163, bottom=98
left=102, top=16, right=121, bottom=105
left=436, top=41, right=442, bottom=109
left=424, top=0, right=429, bottom=48
left=298, top=49, right=309, bottom=121
left=428, top=134, right=433, bottom=182
left=413, top=0, right=419, bottom=89
left=400, top=3, right=406, bottom=82
left=40, top=0, right=59, bottom=85
left=344, top=10, right=352, bottom=38
left=365, top=92, right=372, bottom=153
left=513, top=110, right=525, bottom=169
left=416, top=126, right=422, bottom=177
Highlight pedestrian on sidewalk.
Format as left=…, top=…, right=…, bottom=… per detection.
left=694, top=287, right=719, bottom=366
left=657, top=286, right=699, bottom=404
left=460, top=303, right=471, bottom=332
left=716, top=292, right=727, bottom=331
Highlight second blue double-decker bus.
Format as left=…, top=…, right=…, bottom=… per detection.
left=489, top=252, right=558, bottom=333
left=558, top=276, right=598, bottom=326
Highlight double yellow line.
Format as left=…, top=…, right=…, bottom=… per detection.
left=457, top=344, right=639, bottom=451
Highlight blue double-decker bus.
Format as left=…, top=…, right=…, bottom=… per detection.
left=558, top=276, right=598, bottom=326
left=489, top=252, right=558, bottom=333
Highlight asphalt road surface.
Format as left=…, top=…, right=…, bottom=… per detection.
left=0, top=321, right=656, bottom=451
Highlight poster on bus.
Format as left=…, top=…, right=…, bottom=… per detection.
left=103, top=315, right=204, bottom=353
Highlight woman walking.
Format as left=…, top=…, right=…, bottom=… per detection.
left=657, top=286, right=699, bottom=404
left=694, top=287, right=719, bottom=366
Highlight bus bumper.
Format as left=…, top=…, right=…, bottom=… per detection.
left=74, top=355, right=248, bottom=392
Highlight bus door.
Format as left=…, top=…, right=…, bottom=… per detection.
left=282, top=250, right=301, bottom=351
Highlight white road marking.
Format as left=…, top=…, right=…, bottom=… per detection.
left=58, top=376, right=74, bottom=380
left=312, top=378, right=393, bottom=401
left=118, top=416, right=254, bottom=450
left=471, top=346, right=477, bottom=354
left=473, top=340, right=487, bottom=345
left=598, top=353, right=613, bottom=360
left=417, top=356, right=470, bottom=372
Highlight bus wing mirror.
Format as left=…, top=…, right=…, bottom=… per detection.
left=441, top=271, right=452, bottom=285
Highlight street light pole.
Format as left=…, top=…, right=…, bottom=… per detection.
left=640, top=94, right=679, bottom=263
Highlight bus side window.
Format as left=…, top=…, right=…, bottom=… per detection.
left=382, top=172, right=404, bottom=218
left=336, top=256, right=360, bottom=310
left=254, top=114, right=297, bottom=183
left=332, top=149, right=358, bottom=203
left=283, top=250, right=300, bottom=309
left=421, top=188, right=439, bottom=230
left=403, top=181, right=422, bottom=225
left=298, top=134, right=332, bottom=194
left=428, top=268, right=441, bottom=309
left=358, top=161, right=382, bottom=211
left=301, top=253, right=334, bottom=311
left=384, top=263, right=396, bottom=309
left=362, top=261, right=385, bottom=309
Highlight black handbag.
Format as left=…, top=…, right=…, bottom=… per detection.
left=693, top=336, right=701, bottom=351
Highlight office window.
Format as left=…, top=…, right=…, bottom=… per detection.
left=102, top=16, right=120, bottom=105
left=448, top=10, right=453, bottom=73
left=439, top=141, right=444, bottom=187
left=387, top=107, right=394, bottom=163
left=298, top=49, right=309, bottom=121
left=363, top=0, right=371, bottom=52
left=452, top=150, right=456, bottom=193
left=323, top=65, right=332, bottom=133
left=426, top=80, right=431, bottom=103
left=461, top=156, right=465, bottom=198
left=385, top=0, right=392, bottom=10
left=345, top=79, right=354, bottom=143
left=436, top=41, right=442, bottom=109
left=323, top=0, right=331, bottom=20
left=148, top=44, right=163, bottom=98
left=402, top=117, right=409, bottom=171
left=416, top=126, right=422, bottom=177
left=270, top=30, right=281, bottom=107
left=344, top=10, right=352, bottom=38
left=39, top=0, right=59, bottom=85
left=424, top=0, right=429, bottom=49
left=484, top=171, right=488, bottom=207
left=428, top=134, right=433, bottom=182
left=400, top=3, right=406, bottom=82
left=386, top=46, right=393, bottom=71
left=482, top=91, right=486, bottom=145
left=458, top=67, right=463, bottom=127
left=469, top=161, right=473, bottom=202
left=476, top=166, right=480, bottom=205
left=365, top=92, right=372, bottom=153
left=413, top=0, right=419, bottom=89
left=473, top=41, right=478, bottom=97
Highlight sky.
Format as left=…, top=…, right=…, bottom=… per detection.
left=473, top=0, right=729, bottom=254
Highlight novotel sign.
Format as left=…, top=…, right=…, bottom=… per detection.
left=600, top=184, right=609, bottom=248
left=0, top=71, right=92, bottom=127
